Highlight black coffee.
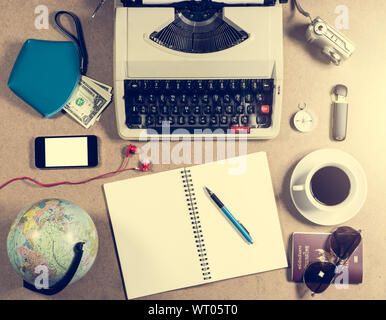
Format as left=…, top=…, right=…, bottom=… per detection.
left=310, top=166, right=351, bottom=206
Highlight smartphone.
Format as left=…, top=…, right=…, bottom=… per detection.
left=35, top=135, right=98, bottom=169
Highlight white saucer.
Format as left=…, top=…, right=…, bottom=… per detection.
left=290, top=149, right=367, bottom=226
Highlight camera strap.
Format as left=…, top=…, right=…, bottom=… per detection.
left=293, top=0, right=312, bottom=22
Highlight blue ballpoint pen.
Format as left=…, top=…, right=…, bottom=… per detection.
left=205, top=187, right=254, bottom=244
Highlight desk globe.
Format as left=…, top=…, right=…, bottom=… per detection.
left=7, top=199, right=98, bottom=293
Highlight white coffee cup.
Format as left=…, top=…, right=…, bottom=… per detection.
left=292, top=162, right=358, bottom=213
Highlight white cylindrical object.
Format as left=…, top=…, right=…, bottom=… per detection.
left=332, top=84, right=348, bottom=141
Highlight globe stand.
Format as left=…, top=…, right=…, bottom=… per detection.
left=23, top=242, right=85, bottom=295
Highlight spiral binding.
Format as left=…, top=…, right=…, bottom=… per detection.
left=181, top=168, right=212, bottom=281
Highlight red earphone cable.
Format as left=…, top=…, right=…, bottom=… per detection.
left=0, top=145, right=147, bottom=191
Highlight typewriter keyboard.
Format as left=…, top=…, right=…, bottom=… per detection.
left=124, top=79, right=274, bottom=134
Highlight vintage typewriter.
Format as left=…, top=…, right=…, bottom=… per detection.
left=114, top=0, right=287, bottom=139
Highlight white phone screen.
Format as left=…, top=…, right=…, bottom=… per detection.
left=45, top=137, right=88, bottom=167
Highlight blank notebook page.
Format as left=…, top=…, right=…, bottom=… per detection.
left=189, top=152, right=288, bottom=281
left=104, top=169, right=203, bottom=299
left=104, top=152, right=287, bottom=299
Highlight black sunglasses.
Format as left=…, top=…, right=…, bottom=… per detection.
left=303, top=226, right=362, bottom=295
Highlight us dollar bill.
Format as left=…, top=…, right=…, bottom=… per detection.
left=64, top=76, right=112, bottom=128
left=82, top=76, right=113, bottom=122
left=83, top=75, right=113, bottom=94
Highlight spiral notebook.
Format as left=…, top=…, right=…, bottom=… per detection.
left=104, top=152, right=287, bottom=299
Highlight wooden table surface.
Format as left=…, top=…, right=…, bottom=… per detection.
left=0, top=0, right=384, bottom=300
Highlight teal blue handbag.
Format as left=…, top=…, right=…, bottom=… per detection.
left=8, top=11, right=88, bottom=118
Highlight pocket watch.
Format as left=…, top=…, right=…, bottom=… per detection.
left=293, top=103, right=317, bottom=132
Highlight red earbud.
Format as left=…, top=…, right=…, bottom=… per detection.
left=125, top=144, right=138, bottom=157
left=137, top=159, right=152, bottom=172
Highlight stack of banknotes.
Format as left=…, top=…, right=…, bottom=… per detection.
left=64, top=75, right=112, bottom=128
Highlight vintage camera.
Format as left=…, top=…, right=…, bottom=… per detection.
left=306, top=17, right=355, bottom=66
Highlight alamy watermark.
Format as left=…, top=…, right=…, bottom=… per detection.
left=34, top=265, right=49, bottom=290
left=334, top=265, right=350, bottom=290
left=34, top=5, right=49, bottom=30
left=334, top=5, right=350, bottom=30
left=138, top=125, right=249, bottom=175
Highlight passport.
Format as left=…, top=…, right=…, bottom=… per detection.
left=291, top=232, right=363, bottom=284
